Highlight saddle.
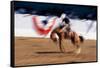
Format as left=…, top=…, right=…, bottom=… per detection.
left=54, top=27, right=71, bottom=39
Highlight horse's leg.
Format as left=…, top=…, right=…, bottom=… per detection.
left=71, top=34, right=81, bottom=54
left=74, top=38, right=81, bottom=54
left=74, top=44, right=81, bottom=54
left=61, top=32, right=66, bottom=52
left=50, top=31, right=57, bottom=44
left=75, top=35, right=84, bottom=54
left=74, top=36, right=84, bottom=54
left=58, top=34, right=65, bottom=53
left=59, top=37, right=63, bottom=52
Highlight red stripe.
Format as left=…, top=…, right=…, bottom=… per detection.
left=32, top=16, right=56, bottom=35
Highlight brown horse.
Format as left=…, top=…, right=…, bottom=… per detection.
left=50, top=27, right=84, bottom=54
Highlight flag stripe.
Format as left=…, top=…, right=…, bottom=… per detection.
left=32, top=16, right=57, bottom=35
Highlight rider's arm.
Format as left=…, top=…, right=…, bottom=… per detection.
left=59, top=24, right=68, bottom=32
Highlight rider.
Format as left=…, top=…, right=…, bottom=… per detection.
left=59, top=13, right=71, bottom=33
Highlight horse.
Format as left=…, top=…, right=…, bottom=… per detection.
left=50, top=26, right=84, bottom=54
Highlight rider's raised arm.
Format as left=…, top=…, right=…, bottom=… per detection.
left=59, top=13, right=66, bottom=20
left=58, top=13, right=66, bottom=25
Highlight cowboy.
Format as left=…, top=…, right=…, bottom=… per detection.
left=59, top=13, right=71, bottom=33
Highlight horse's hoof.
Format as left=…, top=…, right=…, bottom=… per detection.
left=74, top=48, right=81, bottom=54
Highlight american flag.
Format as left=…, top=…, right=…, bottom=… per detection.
left=32, top=15, right=57, bottom=35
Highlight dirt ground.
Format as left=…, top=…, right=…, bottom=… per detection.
left=14, top=37, right=97, bottom=67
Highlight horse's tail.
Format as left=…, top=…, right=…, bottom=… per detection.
left=79, top=36, right=84, bottom=43
left=50, top=31, right=57, bottom=42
